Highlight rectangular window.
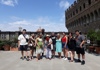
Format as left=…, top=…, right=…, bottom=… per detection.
left=73, top=12, right=75, bottom=15
left=2, top=37, right=4, bottom=39
left=4, top=36, right=6, bottom=39
left=80, top=6, right=82, bottom=11
left=71, top=13, right=72, bottom=17
left=1, top=34, right=4, bottom=37
left=88, top=0, right=91, bottom=5
left=83, top=3, right=86, bottom=9
left=76, top=9, right=78, bottom=13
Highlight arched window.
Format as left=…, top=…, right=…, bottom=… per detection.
left=94, top=10, right=98, bottom=21
left=87, top=14, right=90, bottom=23
left=76, top=20, right=78, bottom=26
left=98, top=8, right=100, bottom=19
left=81, top=17, right=84, bottom=25
left=90, top=12, right=94, bottom=22
left=83, top=15, right=87, bottom=24
left=74, top=21, right=76, bottom=27
left=78, top=18, right=81, bottom=25
left=80, top=6, right=82, bottom=11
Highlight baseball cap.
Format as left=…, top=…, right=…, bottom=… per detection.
left=23, top=29, right=26, bottom=31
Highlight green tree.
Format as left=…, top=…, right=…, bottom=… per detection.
left=87, top=30, right=97, bottom=41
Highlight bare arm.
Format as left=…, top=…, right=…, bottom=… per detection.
left=18, top=40, right=20, bottom=48
left=65, top=36, right=68, bottom=47
left=35, top=38, right=40, bottom=47
left=80, top=40, right=85, bottom=48
left=48, top=41, right=52, bottom=45
left=80, top=35, right=85, bottom=48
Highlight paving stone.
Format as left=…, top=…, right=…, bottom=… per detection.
left=0, top=51, right=100, bottom=70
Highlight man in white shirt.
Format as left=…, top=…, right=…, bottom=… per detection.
left=18, top=29, right=29, bottom=60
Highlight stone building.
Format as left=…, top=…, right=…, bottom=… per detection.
left=0, top=31, right=65, bottom=41
left=65, top=0, right=100, bottom=33
left=0, top=31, right=34, bottom=41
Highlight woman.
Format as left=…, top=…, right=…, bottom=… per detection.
left=50, top=32, right=56, bottom=58
left=45, top=34, right=52, bottom=60
left=61, top=32, right=68, bottom=60
left=56, top=34, right=62, bottom=59
left=68, top=32, right=76, bottom=62
left=28, top=34, right=36, bottom=60
left=35, top=34, right=43, bottom=61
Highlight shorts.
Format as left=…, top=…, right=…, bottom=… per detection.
left=68, top=46, right=76, bottom=51
left=69, top=48, right=75, bottom=51
left=29, top=46, right=36, bottom=50
left=20, top=45, right=28, bottom=51
left=76, top=47, right=85, bottom=55
left=62, top=43, right=68, bottom=49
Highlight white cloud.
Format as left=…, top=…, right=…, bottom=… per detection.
left=0, top=0, right=18, bottom=7
left=9, top=20, right=31, bottom=25
left=0, top=16, right=68, bottom=32
left=59, top=0, right=70, bottom=9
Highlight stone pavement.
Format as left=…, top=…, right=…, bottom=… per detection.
left=0, top=51, right=100, bottom=70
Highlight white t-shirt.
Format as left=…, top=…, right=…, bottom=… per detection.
left=49, top=38, right=52, bottom=43
left=18, top=34, right=29, bottom=45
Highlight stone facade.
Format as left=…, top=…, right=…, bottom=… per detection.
left=0, top=31, right=65, bottom=41
left=65, top=0, right=100, bottom=33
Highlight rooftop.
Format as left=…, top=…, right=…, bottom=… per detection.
left=0, top=51, right=100, bottom=70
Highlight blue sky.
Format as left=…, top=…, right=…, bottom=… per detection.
left=0, top=0, right=74, bottom=32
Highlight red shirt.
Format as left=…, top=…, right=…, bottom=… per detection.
left=62, top=36, right=67, bottom=43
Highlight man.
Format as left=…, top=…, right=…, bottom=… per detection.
left=18, top=29, right=29, bottom=61
left=75, top=30, right=85, bottom=65
left=50, top=32, right=56, bottom=58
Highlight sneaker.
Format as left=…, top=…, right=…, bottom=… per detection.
left=20, top=57, right=22, bottom=59
left=24, top=56, right=26, bottom=59
left=20, top=57, right=24, bottom=60
left=62, top=57, right=65, bottom=59
left=52, top=55, right=55, bottom=59
left=31, top=56, right=34, bottom=59
left=77, top=59, right=81, bottom=62
left=64, top=58, right=68, bottom=60
left=81, top=60, right=85, bottom=65
left=26, top=58, right=30, bottom=61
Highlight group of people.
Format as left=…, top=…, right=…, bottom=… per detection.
left=18, top=29, right=85, bottom=65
